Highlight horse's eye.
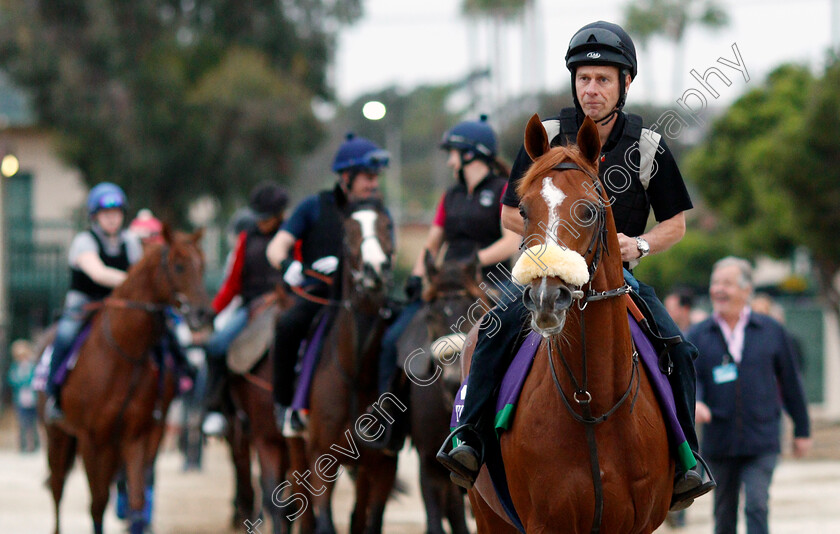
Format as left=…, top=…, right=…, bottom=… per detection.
left=519, top=206, right=528, bottom=220
left=174, top=263, right=185, bottom=274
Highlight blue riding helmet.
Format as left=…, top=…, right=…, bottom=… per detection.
left=87, top=182, right=128, bottom=217
left=332, top=133, right=390, bottom=174
left=440, top=114, right=497, bottom=160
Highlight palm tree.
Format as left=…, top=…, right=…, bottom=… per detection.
left=461, top=0, right=532, bottom=117
left=624, top=0, right=729, bottom=99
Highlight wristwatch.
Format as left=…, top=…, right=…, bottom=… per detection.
left=635, top=236, right=650, bottom=259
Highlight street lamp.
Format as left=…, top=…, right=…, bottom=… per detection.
left=362, top=100, right=401, bottom=224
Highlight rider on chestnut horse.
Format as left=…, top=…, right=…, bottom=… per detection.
left=201, top=181, right=289, bottom=435
left=265, top=133, right=390, bottom=437
left=370, top=115, right=520, bottom=453
left=437, top=20, right=715, bottom=511
left=44, top=183, right=192, bottom=422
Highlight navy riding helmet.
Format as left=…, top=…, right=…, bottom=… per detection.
left=440, top=114, right=497, bottom=163
left=332, top=133, right=390, bottom=174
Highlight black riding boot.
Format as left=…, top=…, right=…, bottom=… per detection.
left=436, top=293, right=529, bottom=489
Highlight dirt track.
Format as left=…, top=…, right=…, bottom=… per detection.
left=2, top=410, right=840, bottom=533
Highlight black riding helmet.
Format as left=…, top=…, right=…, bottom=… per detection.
left=249, top=181, right=289, bottom=221
left=566, top=21, right=637, bottom=123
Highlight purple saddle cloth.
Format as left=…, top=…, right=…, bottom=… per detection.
left=450, top=312, right=695, bottom=472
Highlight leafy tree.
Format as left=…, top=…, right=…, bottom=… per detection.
left=687, top=59, right=840, bottom=316
left=0, top=0, right=362, bottom=224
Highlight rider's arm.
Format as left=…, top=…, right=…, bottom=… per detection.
left=411, top=225, right=445, bottom=277
left=266, top=230, right=296, bottom=269
left=501, top=204, right=525, bottom=236
left=212, top=232, right=246, bottom=313
left=617, top=211, right=685, bottom=262
left=478, top=227, right=520, bottom=266
left=266, top=194, right=318, bottom=269
left=74, top=251, right=128, bottom=288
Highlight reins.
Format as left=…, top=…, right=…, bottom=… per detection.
left=540, top=160, right=641, bottom=534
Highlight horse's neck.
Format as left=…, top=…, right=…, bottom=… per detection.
left=105, top=263, right=163, bottom=350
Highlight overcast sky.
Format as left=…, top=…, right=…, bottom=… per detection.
left=333, top=0, right=835, bottom=109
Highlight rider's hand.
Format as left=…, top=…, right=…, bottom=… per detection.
left=283, top=260, right=305, bottom=287
left=617, top=233, right=642, bottom=262
left=311, top=256, right=339, bottom=276
left=404, top=275, right=423, bottom=302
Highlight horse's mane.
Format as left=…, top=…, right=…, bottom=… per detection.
left=516, top=144, right=596, bottom=199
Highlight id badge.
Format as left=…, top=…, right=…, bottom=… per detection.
left=713, top=363, right=738, bottom=384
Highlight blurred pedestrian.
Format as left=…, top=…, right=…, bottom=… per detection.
left=7, top=339, right=39, bottom=453
left=689, top=257, right=811, bottom=534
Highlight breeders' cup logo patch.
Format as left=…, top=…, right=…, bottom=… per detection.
left=586, top=52, right=601, bottom=59
left=479, top=189, right=495, bottom=207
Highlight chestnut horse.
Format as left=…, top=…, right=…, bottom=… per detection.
left=407, top=251, right=488, bottom=534
left=463, top=115, right=672, bottom=533
left=224, top=286, right=316, bottom=534
left=42, top=227, right=213, bottom=534
left=306, top=199, right=397, bottom=534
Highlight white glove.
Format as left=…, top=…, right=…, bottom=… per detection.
left=311, top=255, right=339, bottom=275
left=283, top=261, right=305, bottom=287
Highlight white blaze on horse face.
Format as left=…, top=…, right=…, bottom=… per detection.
left=351, top=210, right=388, bottom=274
left=540, top=176, right=566, bottom=241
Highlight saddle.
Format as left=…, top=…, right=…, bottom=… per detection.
left=227, top=303, right=279, bottom=374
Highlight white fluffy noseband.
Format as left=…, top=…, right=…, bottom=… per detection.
left=512, top=244, right=590, bottom=286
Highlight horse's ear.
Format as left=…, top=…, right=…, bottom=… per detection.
left=424, top=249, right=437, bottom=279
left=577, top=116, right=602, bottom=165
left=191, top=227, right=205, bottom=245
left=524, top=114, right=550, bottom=161
left=161, top=223, right=173, bottom=245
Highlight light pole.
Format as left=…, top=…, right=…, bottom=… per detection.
left=362, top=101, right=402, bottom=225
left=0, top=150, right=17, bottom=404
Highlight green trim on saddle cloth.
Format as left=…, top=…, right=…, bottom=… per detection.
left=494, top=403, right=515, bottom=436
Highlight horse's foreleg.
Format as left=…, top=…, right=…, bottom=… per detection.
left=79, top=438, right=119, bottom=534
left=417, top=455, right=446, bottom=534
left=227, top=410, right=257, bottom=527
left=122, top=438, right=149, bottom=534
left=349, top=467, right=371, bottom=534
left=253, top=437, right=288, bottom=534
left=444, top=483, right=470, bottom=534
left=360, top=455, right=397, bottom=534
left=308, top=469, right=338, bottom=534
left=45, top=424, right=77, bottom=534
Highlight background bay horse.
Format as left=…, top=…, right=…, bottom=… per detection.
left=306, top=199, right=397, bottom=534
left=224, top=285, right=316, bottom=534
left=406, top=251, right=488, bottom=534
left=42, top=227, right=213, bottom=534
left=463, top=115, right=672, bottom=533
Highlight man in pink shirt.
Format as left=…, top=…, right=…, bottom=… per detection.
left=689, top=256, right=812, bottom=534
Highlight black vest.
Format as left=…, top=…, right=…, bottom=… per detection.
left=299, top=188, right=345, bottom=270
left=240, top=228, right=285, bottom=303
left=442, top=173, right=510, bottom=279
left=555, top=108, right=651, bottom=237
left=70, top=230, right=130, bottom=300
